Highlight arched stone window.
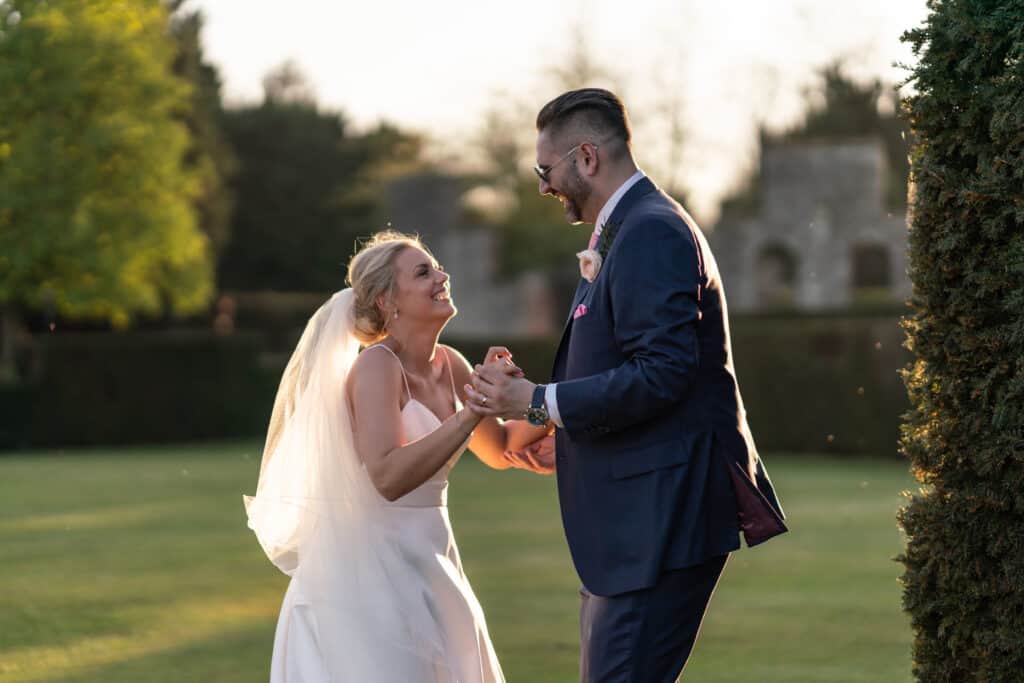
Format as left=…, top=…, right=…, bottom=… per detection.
left=850, top=243, right=892, bottom=306
left=851, top=244, right=891, bottom=290
left=756, top=243, right=798, bottom=306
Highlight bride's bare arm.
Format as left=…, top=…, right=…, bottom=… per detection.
left=443, top=345, right=552, bottom=470
left=348, top=348, right=482, bottom=501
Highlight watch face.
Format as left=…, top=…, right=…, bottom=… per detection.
left=527, top=407, right=548, bottom=426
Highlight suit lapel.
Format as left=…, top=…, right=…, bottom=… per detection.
left=565, top=279, right=591, bottom=325
left=551, top=177, right=659, bottom=382
left=605, top=176, right=657, bottom=228
left=552, top=324, right=571, bottom=382
left=552, top=279, right=587, bottom=381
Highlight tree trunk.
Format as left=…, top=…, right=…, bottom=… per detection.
left=1, top=305, right=21, bottom=384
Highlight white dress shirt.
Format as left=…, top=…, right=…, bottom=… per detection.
left=544, top=169, right=646, bottom=428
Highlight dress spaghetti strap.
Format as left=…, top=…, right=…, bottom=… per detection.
left=365, top=344, right=411, bottom=402
left=441, top=347, right=459, bottom=408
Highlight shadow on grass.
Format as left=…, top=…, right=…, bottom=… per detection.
left=45, top=621, right=276, bottom=683
left=0, top=598, right=138, bottom=656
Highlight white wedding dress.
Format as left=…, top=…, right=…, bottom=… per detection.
left=245, top=291, right=504, bottom=682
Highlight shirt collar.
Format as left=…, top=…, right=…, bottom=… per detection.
left=596, top=169, right=645, bottom=232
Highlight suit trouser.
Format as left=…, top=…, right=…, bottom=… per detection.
left=579, top=554, right=729, bottom=683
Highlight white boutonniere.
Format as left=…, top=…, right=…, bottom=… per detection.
left=576, top=219, right=621, bottom=283
left=576, top=249, right=603, bottom=283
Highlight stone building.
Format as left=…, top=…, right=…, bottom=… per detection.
left=708, top=140, right=910, bottom=312
left=383, top=172, right=556, bottom=338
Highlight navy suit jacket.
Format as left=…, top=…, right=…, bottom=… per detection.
left=551, top=177, right=785, bottom=597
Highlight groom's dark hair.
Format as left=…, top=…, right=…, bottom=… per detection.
left=536, top=88, right=632, bottom=160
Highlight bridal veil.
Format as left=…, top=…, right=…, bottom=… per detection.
left=244, top=289, right=451, bottom=678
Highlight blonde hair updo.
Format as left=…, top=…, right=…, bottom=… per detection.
left=346, top=230, right=429, bottom=345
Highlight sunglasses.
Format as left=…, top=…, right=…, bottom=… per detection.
left=534, top=142, right=599, bottom=183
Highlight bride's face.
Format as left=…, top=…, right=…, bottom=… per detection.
left=390, top=246, right=455, bottom=324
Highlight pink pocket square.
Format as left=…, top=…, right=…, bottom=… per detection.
left=573, top=304, right=588, bottom=320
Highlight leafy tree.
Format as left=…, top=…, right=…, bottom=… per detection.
left=0, top=0, right=212, bottom=377
left=169, top=2, right=237, bottom=255
left=722, top=62, right=912, bottom=216
left=467, top=38, right=692, bottom=301
left=461, top=100, right=590, bottom=314
left=897, top=1, right=1024, bottom=680
left=219, top=63, right=421, bottom=292
left=773, top=62, right=911, bottom=208
left=548, top=23, right=620, bottom=93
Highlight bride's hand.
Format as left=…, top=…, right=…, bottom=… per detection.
left=462, top=401, right=489, bottom=420
left=504, top=434, right=556, bottom=475
left=465, top=400, right=489, bottom=418
left=482, top=346, right=524, bottom=378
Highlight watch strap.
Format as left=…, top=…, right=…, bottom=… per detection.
left=531, top=384, right=547, bottom=410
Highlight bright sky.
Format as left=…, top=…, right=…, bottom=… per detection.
left=189, top=0, right=930, bottom=221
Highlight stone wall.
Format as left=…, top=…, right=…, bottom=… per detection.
left=384, top=172, right=556, bottom=339
left=709, top=140, right=910, bottom=312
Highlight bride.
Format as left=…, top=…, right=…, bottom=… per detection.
left=244, top=231, right=554, bottom=682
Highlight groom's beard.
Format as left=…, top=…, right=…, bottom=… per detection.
left=558, top=166, right=592, bottom=225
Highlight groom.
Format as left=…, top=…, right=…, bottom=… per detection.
left=467, top=88, right=786, bottom=681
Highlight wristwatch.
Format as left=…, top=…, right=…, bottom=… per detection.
left=525, top=385, right=550, bottom=426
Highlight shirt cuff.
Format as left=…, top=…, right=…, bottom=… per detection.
left=544, top=383, right=564, bottom=429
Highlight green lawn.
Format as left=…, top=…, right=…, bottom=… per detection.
left=0, top=444, right=915, bottom=682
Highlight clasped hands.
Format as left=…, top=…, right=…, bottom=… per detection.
left=464, top=346, right=536, bottom=420
left=464, top=347, right=555, bottom=474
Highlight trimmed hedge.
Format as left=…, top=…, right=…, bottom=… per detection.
left=897, top=2, right=1024, bottom=681
left=441, top=336, right=558, bottom=392
left=2, top=313, right=909, bottom=452
left=452, top=311, right=910, bottom=457
left=730, top=313, right=909, bottom=457
left=5, top=331, right=277, bottom=448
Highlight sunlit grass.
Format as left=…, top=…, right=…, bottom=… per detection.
left=0, top=444, right=914, bottom=682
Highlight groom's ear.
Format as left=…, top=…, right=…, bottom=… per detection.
left=579, top=142, right=600, bottom=177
